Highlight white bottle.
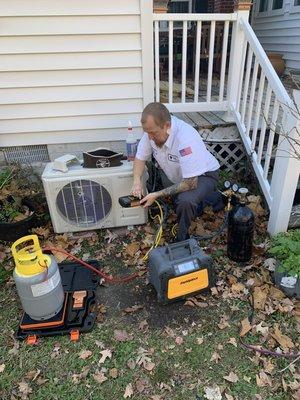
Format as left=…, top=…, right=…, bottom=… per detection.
left=126, top=121, right=137, bottom=161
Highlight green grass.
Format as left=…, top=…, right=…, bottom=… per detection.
left=0, top=212, right=298, bottom=400
left=0, top=281, right=297, bottom=400
left=0, top=264, right=11, bottom=284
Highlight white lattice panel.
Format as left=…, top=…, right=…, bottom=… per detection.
left=205, top=141, right=246, bottom=173
left=200, top=126, right=246, bottom=173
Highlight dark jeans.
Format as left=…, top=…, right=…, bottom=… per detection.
left=161, top=170, right=219, bottom=241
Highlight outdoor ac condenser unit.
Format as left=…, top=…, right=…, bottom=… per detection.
left=42, top=161, right=148, bottom=233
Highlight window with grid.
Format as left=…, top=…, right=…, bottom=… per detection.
left=295, top=0, right=300, bottom=5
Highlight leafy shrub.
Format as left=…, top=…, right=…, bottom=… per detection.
left=269, top=229, right=300, bottom=277
left=0, top=201, right=20, bottom=223
left=0, top=196, right=32, bottom=223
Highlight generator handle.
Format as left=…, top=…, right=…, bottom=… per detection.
left=166, top=239, right=194, bottom=261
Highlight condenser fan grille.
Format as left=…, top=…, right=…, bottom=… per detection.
left=56, top=179, right=112, bottom=226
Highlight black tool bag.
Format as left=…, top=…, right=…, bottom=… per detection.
left=83, top=148, right=123, bottom=168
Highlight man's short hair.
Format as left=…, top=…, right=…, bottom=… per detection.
left=141, top=102, right=171, bottom=128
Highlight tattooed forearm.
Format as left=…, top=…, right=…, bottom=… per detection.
left=157, top=176, right=198, bottom=197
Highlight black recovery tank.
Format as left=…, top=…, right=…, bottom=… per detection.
left=227, top=188, right=254, bottom=262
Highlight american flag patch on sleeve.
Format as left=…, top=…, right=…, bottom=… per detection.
left=179, top=146, right=192, bottom=157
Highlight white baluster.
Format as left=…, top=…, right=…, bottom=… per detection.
left=241, top=48, right=253, bottom=123
left=263, top=99, right=279, bottom=179
left=181, top=20, right=188, bottom=103
left=257, top=84, right=272, bottom=164
left=194, top=20, right=202, bottom=103
left=207, top=20, right=215, bottom=102
left=236, top=39, right=247, bottom=113
left=246, top=58, right=259, bottom=136
left=219, top=20, right=229, bottom=102
left=251, top=71, right=265, bottom=151
left=154, top=20, right=160, bottom=102
left=169, top=21, right=173, bottom=103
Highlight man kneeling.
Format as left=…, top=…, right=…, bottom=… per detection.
left=131, top=102, right=220, bottom=241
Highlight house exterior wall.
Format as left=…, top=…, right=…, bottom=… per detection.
left=0, top=0, right=154, bottom=149
left=207, top=0, right=234, bottom=13
left=251, top=0, right=300, bottom=72
left=213, top=0, right=234, bottom=13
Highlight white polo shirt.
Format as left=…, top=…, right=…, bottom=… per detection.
left=136, top=116, right=220, bottom=184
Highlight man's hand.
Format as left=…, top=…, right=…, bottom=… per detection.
left=140, top=192, right=159, bottom=208
left=131, top=180, right=143, bottom=199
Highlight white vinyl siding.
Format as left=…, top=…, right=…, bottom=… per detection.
left=0, top=1, right=141, bottom=15
left=0, top=52, right=142, bottom=71
left=0, top=68, right=143, bottom=88
left=0, top=0, right=153, bottom=146
left=0, top=34, right=141, bottom=54
left=252, top=0, right=300, bottom=71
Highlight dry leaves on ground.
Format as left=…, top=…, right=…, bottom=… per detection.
left=124, top=383, right=134, bottom=398
left=125, top=242, right=140, bottom=257
left=223, top=371, right=239, bottom=383
left=255, top=322, right=269, bottom=336
left=93, top=371, right=108, bottom=385
left=18, top=381, right=33, bottom=398
left=271, top=325, right=295, bottom=351
left=247, top=195, right=266, bottom=216
left=127, top=358, right=136, bottom=370
left=139, top=319, right=149, bottom=332
left=78, top=349, right=92, bottom=360
left=240, top=318, right=252, bottom=337
left=197, top=337, right=204, bottom=345
left=136, top=348, right=155, bottom=371
left=184, top=296, right=209, bottom=308
left=114, top=329, right=132, bottom=342
left=72, top=366, right=89, bottom=384
left=175, top=336, right=184, bottom=345
left=227, top=337, right=238, bottom=347
left=204, top=385, right=222, bottom=400
left=218, top=315, right=230, bottom=330
left=109, top=368, right=118, bottom=379
left=253, top=285, right=269, bottom=310
left=210, top=351, right=221, bottom=363
left=256, top=370, right=273, bottom=387
left=99, top=349, right=112, bottom=364
left=124, top=304, right=143, bottom=313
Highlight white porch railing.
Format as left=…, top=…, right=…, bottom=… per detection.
left=153, top=13, right=236, bottom=113
left=231, top=17, right=300, bottom=235
left=152, top=9, right=300, bottom=235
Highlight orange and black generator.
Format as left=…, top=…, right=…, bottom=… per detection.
left=148, top=239, right=215, bottom=304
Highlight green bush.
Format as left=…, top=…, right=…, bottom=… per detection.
left=269, top=229, right=300, bottom=277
